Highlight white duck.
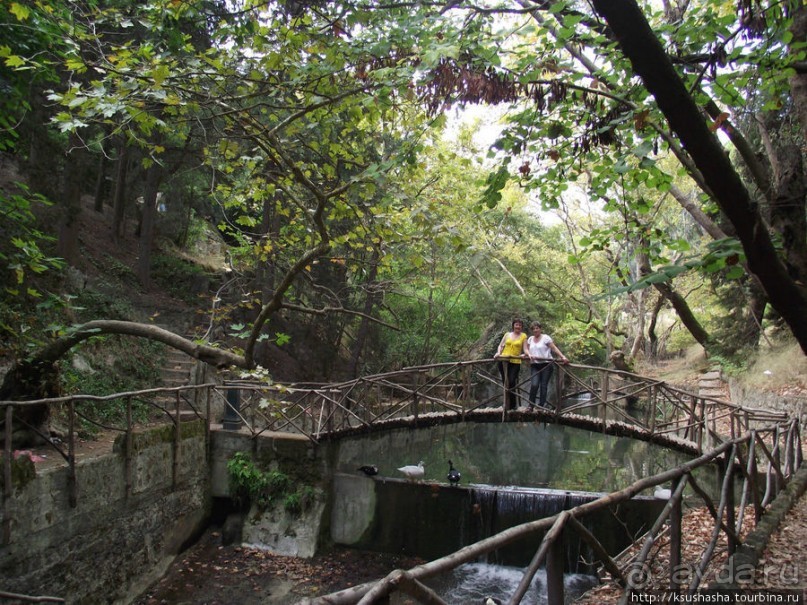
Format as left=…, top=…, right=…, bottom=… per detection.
left=654, top=485, right=672, bottom=500
left=397, top=461, right=425, bottom=481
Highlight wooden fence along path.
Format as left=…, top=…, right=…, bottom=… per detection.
left=1, top=359, right=803, bottom=604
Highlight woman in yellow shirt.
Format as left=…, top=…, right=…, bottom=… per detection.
left=495, top=319, right=527, bottom=409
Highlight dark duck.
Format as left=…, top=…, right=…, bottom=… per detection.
left=357, top=465, right=378, bottom=476
left=447, top=460, right=461, bottom=486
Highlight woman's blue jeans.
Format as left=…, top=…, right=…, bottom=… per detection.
left=529, top=362, right=553, bottom=408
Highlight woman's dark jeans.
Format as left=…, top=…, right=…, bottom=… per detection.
left=497, top=361, right=521, bottom=410
left=529, top=362, right=553, bottom=408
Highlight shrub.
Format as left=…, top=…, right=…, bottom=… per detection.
left=226, top=452, right=315, bottom=515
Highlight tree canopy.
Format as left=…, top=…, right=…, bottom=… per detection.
left=1, top=0, right=806, bottom=413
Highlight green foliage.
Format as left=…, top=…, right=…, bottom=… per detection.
left=94, top=255, right=137, bottom=285
left=71, top=287, right=136, bottom=322
left=226, top=452, right=315, bottom=514
left=151, top=253, right=210, bottom=303
left=707, top=354, right=746, bottom=378
left=0, top=0, right=802, bottom=377
left=227, top=452, right=271, bottom=508
left=58, top=337, right=165, bottom=436
left=0, top=185, right=64, bottom=299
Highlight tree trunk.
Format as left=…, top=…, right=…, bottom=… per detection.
left=93, top=148, right=107, bottom=213
left=629, top=289, right=646, bottom=360
left=789, top=6, right=807, bottom=139
left=647, top=294, right=665, bottom=359
left=742, top=283, right=767, bottom=349
left=259, top=197, right=280, bottom=307
left=111, top=141, right=129, bottom=243
left=23, top=87, right=60, bottom=201
left=349, top=248, right=381, bottom=378
left=136, top=161, right=162, bottom=286
left=592, top=0, right=807, bottom=355
left=56, top=133, right=86, bottom=266
left=637, top=247, right=710, bottom=350
left=759, top=116, right=807, bottom=284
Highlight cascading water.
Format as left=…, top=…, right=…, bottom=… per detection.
left=425, top=562, right=599, bottom=605
left=466, top=486, right=599, bottom=571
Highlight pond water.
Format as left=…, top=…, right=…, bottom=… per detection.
left=336, top=420, right=697, bottom=492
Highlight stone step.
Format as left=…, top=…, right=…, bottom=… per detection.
left=699, top=388, right=726, bottom=399
left=163, top=366, right=190, bottom=377
left=701, top=371, right=722, bottom=381
left=699, top=379, right=724, bottom=389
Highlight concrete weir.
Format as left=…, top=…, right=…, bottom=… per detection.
left=330, top=473, right=665, bottom=572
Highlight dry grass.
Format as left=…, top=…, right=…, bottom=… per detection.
left=743, top=341, right=807, bottom=392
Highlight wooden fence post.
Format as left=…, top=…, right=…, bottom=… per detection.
left=697, top=399, right=706, bottom=451
left=412, top=373, right=419, bottom=422
left=773, top=427, right=783, bottom=494
left=600, top=370, right=609, bottom=422
left=205, top=386, right=211, bottom=459
left=723, top=452, right=737, bottom=555
left=68, top=400, right=77, bottom=508
left=125, top=397, right=133, bottom=499
left=669, top=483, right=682, bottom=590
left=3, top=405, right=12, bottom=545
left=546, top=537, right=565, bottom=605
left=172, top=391, right=181, bottom=489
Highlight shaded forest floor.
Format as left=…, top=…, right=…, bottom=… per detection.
left=133, top=531, right=425, bottom=605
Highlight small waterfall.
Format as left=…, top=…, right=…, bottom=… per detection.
left=467, top=486, right=599, bottom=572
left=335, top=477, right=660, bottom=572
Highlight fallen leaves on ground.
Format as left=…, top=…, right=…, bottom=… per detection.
left=751, top=494, right=807, bottom=590
left=574, top=505, right=760, bottom=605
left=134, top=529, right=425, bottom=605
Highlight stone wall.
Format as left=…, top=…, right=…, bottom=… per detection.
left=728, top=380, right=807, bottom=425
left=210, top=429, right=333, bottom=558
left=0, top=419, right=211, bottom=605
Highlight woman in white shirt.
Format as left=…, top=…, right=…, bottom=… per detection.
left=523, top=321, right=569, bottom=409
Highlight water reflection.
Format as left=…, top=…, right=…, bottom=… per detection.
left=337, top=421, right=694, bottom=492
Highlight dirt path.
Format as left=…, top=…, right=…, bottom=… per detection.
left=751, top=492, right=807, bottom=591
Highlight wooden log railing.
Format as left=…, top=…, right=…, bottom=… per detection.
left=219, top=360, right=793, bottom=456
left=0, top=383, right=217, bottom=545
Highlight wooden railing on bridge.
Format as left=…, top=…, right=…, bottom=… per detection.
left=1, top=360, right=803, bottom=605
left=221, top=359, right=794, bottom=453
